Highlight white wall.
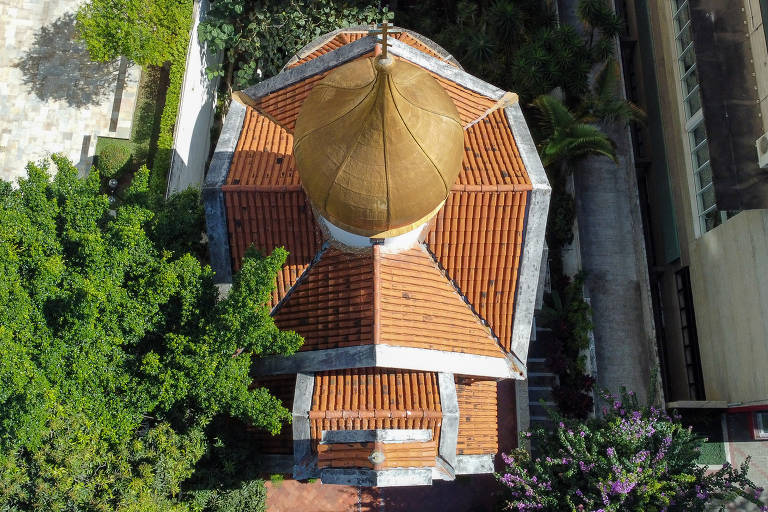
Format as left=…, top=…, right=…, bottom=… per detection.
left=167, top=0, right=222, bottom=196
left=689, top=210, right=768, bottom=403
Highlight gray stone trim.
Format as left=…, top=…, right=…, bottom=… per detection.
left=252, top=345, right=516, bottom=379
left=242, top=36, right=376, bottom=100
left=320, top=468, right=432, bottom=487
left=284, top=26, right=461, bottom=71
left=387, top=38, right=506, bottom=100
left=455, top=454, right=494, bottom=474
left=437, top=373, right=459, bottom=470
left=292, top=372, right=315, bottom=480
left=433, top=457, right=456, bottom=481
left=321, top=429, right=432, bottom=444
left=506, top=104, right=549, bottom=188
left=203, top=100, right=246, bottom=284
left=505, top=104, right=551, bottom=363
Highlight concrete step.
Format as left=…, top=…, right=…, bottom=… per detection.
left=529, top=388, right=554, bottom=403
left=528, top=373, right=557, bottom=387
left=527, top=358, right=549, bottom=373
left=529, top=403, right=556, bottom=420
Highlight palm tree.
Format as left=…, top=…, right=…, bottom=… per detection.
left=578, top=60, right=646, bottom=125
left=531, top=94, right=617, bottom=173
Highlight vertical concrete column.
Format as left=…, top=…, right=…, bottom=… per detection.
left=437, top=372, right=459, bottom=471
left=292, top=372, right=315, bottom=479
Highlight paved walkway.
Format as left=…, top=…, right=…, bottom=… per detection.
left=0, top=0, right=139, bottom=181
left=558, top=0, right=659, bottom=405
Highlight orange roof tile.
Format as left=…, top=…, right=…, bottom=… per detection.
left=223, top=188, right=322, bottom=307
left=309, top=368, right=442, bottom=445
left=271, top=246, right=505, bottom=357
left=226, top=108, right=299, bottom=188
left=456, top=378, right=499, bottom=455
left=317, top=440, right=437, bottom=469
left=288, top=32, right=369, bottom=68
left=287, top=31, right=457, bottom=70
left=378, top=246, right=504, bottom=358
left=426, top=189, right=528, bottom=353
left=457, top=110, right=533, bottom=188
left=273, top=249, right=375, bottom=352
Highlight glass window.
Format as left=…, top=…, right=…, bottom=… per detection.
left=671, top=0, right=730, bottom=234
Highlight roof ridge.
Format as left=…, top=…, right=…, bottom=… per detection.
left=270, top=242, right=329, bottom=316
left=419, top=243, right=505, bottom=350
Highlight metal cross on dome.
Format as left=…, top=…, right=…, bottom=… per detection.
left=370, top=21, right=393, bottom=59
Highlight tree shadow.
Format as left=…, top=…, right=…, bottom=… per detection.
left=13, top=13, right=120, bottom=108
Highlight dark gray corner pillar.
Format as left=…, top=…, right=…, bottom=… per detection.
left=203, top=100, right=246, bottom=284
left=437, top=372, right=459, bottom=472
left=506, top=104, right=551, bottom=364
left=292, top=372, right=317, bottom=480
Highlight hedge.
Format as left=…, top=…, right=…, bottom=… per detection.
left=150, top=5, right=193, bottom=201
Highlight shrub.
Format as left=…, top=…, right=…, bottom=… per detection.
left=498, top=389, right=766, bottom=511
left=96, top=139, right=132, bottom=178
left=152, top=33, right=190, bottom=200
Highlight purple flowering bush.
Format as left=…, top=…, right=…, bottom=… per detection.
left=498, top=390, right=765, bottom=511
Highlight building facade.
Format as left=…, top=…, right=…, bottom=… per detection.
left=203, top=27, right=550, bottom=486
left=620, top=0, right=768, bottom=497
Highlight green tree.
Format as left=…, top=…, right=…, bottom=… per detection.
left=531, top=94, right=617, bottom=172
left=199, top=0, right=389, bottom=90
left=578, top=60, right=646, bottom=125
left=498, top=389, right=765, bottom=511
left=76, top=0, right=193, bottom=66
left=0, top=156, right=300, bottom=510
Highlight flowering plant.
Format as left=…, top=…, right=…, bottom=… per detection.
left=498, top=389, right=765, bottom=511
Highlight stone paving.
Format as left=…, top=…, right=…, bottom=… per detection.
left=0, top=0, right=139, bottom=181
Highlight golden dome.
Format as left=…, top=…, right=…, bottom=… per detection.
left=293, top=55, right=464, bottom=238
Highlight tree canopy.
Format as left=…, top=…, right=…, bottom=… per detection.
left=499, top=390, right=764, bottom=511
left=76, top=0, right=193, bottom=66
left=199, top=0, right=389, bottom=89
left=0, top=157, right=300, bottom=510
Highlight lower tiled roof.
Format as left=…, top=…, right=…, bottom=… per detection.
left=309, top=368, right=442, bottom=444
left=271, top=245, right=505, bottom=358
left=317, top=440, right=437, bottom=469
left=456, top=378, right=498, bottom=455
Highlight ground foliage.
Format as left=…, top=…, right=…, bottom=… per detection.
left=0, top=156, right=300, bottom=510
left=499, top=389, right=765, bottom=511
left=76, top=0, right=194, bottom=67
left=199, top=0, right=390, bottom=90
left=394, top=0, right=621, bottom=103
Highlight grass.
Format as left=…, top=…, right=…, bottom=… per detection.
left=269, top=474, right=284, bottom=487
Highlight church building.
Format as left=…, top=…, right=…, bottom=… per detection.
left=203, top=26, right=550, bottom=487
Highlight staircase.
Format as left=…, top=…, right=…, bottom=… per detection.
left=527, top=322, right=558, bottom=432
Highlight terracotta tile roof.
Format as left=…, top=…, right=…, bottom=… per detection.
left=426, top=189, right=528, bottom=353
left=226, top=108, right=300, bottom=188
left=309, top=368, right=442, bottom=443
left=273, top=249, right=375, bottom=352
left=288, top=32, right=369, bottom=68
left=317, top=440, right=437, bottom=469
left=456, top=378, right=499, bottom=455
left=247, top=375, right=296, bottom=454
left=272, top=246, right=504, bottom=357
left=378, top=246, right=503, bottom=358
left=287, top=31, right=456, bottom=70
left=223, top=188, right=322, bottom=307
left=457, top=110, right=533, bottom=188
